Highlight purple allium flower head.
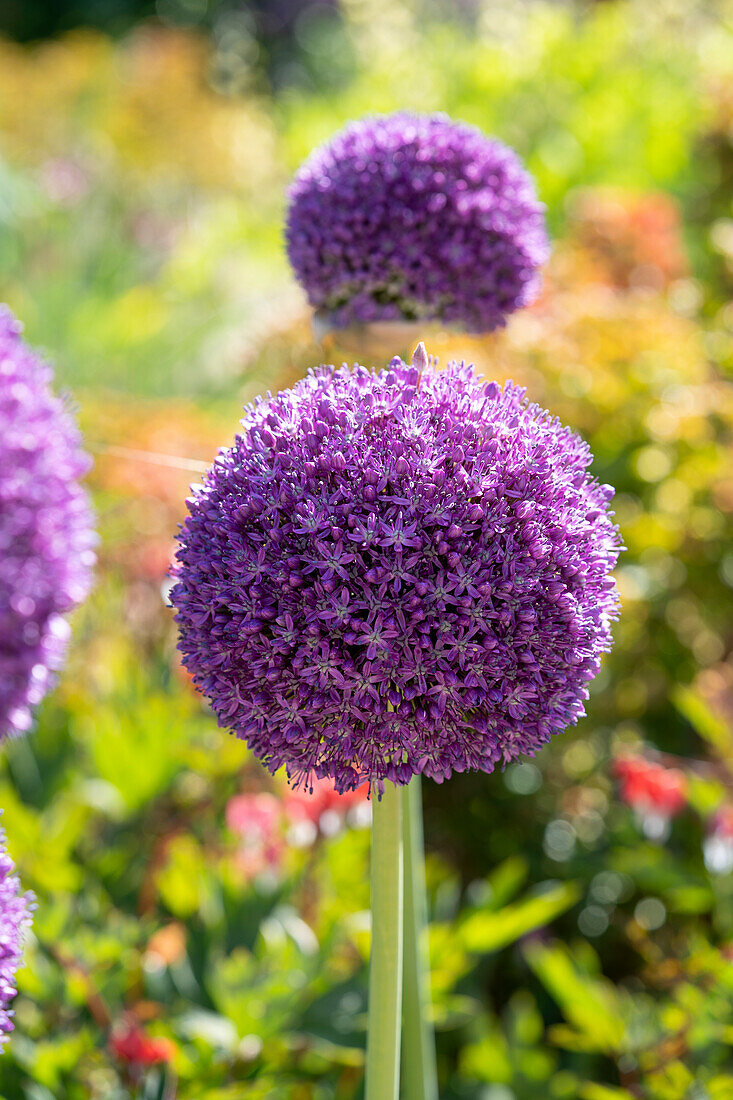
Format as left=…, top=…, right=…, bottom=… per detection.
left=0, top=307, right=95, bottom=740
left=0, top=826, right=32, bottom=1045
left=172, top=349, right=621, bottom=794
left=286, top=112, right=550, bottom=333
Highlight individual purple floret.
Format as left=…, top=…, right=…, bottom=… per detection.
left=0, top=828, right=32, bottom=1045
left=0, top=307, right=95, bottom=741
left=286, top=112, right=549, bottom=333
left=172, top=347, right=621, bottom=794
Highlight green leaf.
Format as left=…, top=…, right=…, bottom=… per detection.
left=157, top=835, right=211, bottom=920
left=524, top=940, right=626, bottom=1053
left=664, top=884, right=714, bottom=914
left=79, top=692, right=191, bottom=812
left=459, top=882, right=581, bottom=954
left=548, top=1024, right=613, bottom=1054
left=673, top=686, right=733, bottom=761
left=579, top=1085, right=634, bottom=1100
left=458, top=1016, right=513, bottom=1084
left=485, top=855, right=530, bottom=909
left=507, top=990, right=544, bottom=1046
left=708, top=1076, right=733, bottom=1099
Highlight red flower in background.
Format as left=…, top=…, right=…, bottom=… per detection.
left=284, top=777, right=369, bottom=828
left=110, top=1021, right=175, bottom=1066
left=567, top=187, right=688, bottom=290
left=614, top=754, right=687, bottom=838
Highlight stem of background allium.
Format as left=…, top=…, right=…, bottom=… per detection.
left=402, top=776, right=438, bottom=1100
left=365, top=780, right=404, bottom=1100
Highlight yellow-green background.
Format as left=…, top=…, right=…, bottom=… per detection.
left=0, top=1, right=732, bottom=1097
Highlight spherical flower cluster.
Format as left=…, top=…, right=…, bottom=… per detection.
left=0, top=308, right=95, bottom=740
left=172, top=349, right=621, bottom=794
left=0, top=830, right=33, bottom=1045
left=286, top=112, right=549, bottom=333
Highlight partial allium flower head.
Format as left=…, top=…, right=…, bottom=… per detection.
left=172, top=346, right=621, bottom=794
left=0, top=308, right=95, bottom=740
left=0, top=828, right=33, bottom=1045
left=286, top=112, right=549, bottom=333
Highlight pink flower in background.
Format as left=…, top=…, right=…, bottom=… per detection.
left=614, top=754, right=687, bottom=841
left=284, top=777, right=369, bottom=832
left=225, top=792, right=284, bottom=878
left=226, top=791, right=281, bottom=834
left=39, top=158, right=90, bottom=207
left=704, top=807, right=733, bottom=875
left=226, top=781, right=370, bottom=866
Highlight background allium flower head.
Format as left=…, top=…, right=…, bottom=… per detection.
left=0, top=827, right=33, bottom=1045
left=286, top=112, right=550, bottom=333
left=0, top=307, right=95, bottom=740
left=172, top=348, right=621, bottom=794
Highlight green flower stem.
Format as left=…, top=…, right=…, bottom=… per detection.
left=365, top=779, right=404, bottom=1100
left=402, top=776, right=438, bottom=1100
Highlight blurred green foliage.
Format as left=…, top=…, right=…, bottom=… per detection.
left=0, top=1, right=732, bottom=1097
